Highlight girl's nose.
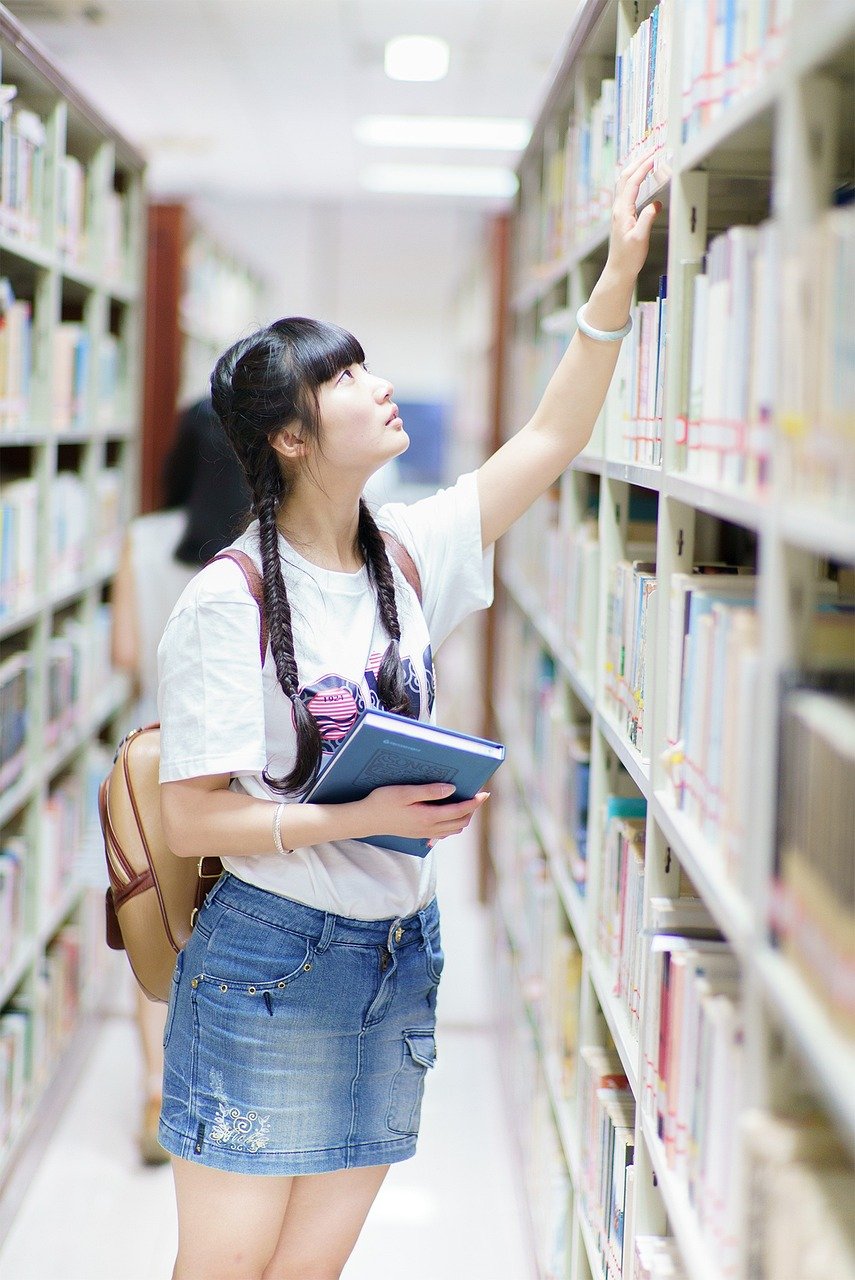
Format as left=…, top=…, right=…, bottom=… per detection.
left=375, top=377, right=394, bottom=402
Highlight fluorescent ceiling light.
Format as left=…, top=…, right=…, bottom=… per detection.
left=360, top=164, right=519, bottom=198
left=355, top=116, right=531, bottom=151
left=384, top=35, right=450, bottom=82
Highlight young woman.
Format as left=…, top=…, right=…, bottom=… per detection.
left=156, top=155, right=661, bottom=1280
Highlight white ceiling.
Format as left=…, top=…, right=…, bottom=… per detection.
left=6, top=0, right=580, bottom=202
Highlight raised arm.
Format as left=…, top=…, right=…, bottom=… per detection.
left=477, top=152, right=663, bottom=549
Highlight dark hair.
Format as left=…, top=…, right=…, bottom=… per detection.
left=162, top=398, right=252, bottom=565
left=210, top=316, right=415, bottom=795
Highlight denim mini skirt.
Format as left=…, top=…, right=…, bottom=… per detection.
left=158, top=872, right=444, bottom=1175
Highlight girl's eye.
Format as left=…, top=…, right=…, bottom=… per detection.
left=338, top=368, right=354, bottom=384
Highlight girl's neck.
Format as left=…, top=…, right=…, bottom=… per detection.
left=276, top=486, right=364, bottom=574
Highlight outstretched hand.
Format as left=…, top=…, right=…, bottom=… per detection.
left=606, top=152, right=664, bottom=282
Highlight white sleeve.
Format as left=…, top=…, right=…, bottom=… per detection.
left=377, top=470, right=494, bottom=649
left=157, top=568, right=267, bottom=782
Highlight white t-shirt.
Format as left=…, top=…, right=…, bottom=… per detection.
left=157, top=470, right=493, bottom=920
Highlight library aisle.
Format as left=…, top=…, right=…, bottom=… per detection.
left=0, top=819, right=532, bottom=1280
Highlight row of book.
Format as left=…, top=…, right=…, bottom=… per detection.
left=772, top=676, right=855, bottom=1037
left=42, top=773, right=87, bottom=922
left=595, top=796, right=647, bottom=1039
left=641, top=936, right=742, bottom=1274
left=603, top=558, right=658, bottom=760
left=0, top=277, right=32, bottom=432
left=665, top=568, right=758, bottom=873
left=680, top=0, right=792, bottom=144
left=0, top=651, right=29, bottom=791
left=578, top=1044, right=635, bottom=1280
left=1, top=922, right=83, bottom=1154
left=0, top=88, right=46, bottom=245
left=614, top=0, right=671, bottom=170
left=605, top=277, right=668, bottom=466
left=57, top=155, right=87, bottom=266
left=681, top=222, right=779, bottom=490
left=0, top=835, right=25, bottom=971
left=530, top=0, right=671, bottom=267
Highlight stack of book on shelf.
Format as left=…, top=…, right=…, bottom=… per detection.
left=680, top=0, right=792, bottom=144
left=558, top=516, right=599, bottom=676
left=615, top=0, right=671, bottom=168
left=578, top=1044, right=635, bottom=1280
left=544, top=917, right=584, bottom=1100
left=664, top=566, right=758, bottom=865
left=37, top=924, right=82, bottom=1084
left=530, top=1085, right=573, bottom=1279
left=57, top=155, right=87, bottom=265
left=683, top=223, right=779, bottom=489
left=0, top=476, right=38, bottom=613
left=0, top=278, right=33, bottom=433
left=778, top=204, right=855, bottom=513
left=595, top=796, right=647, bottom=1037
left=98, top=333, right=120, bottom=426
left=42, top=775, right=85, bottom=921
left=641, top=932, right=741, bottom=1274
left=606, top=275, right=668, bottom=465
left=50, top=472, right=87, bottom=590
left=0, top=836, right=25, bottom=970
left=603, top=559, right=658, bottom=758
left=0, top=653, right=29, bottom=790
left=52, top=323, right=90, bottom=431
left=564, top=77, right=617, bottom=245
left=0, top=87, right=46, bottom=243
left=772, top=672, right=855, bottom=1038
left=741, top=1106, right=855, bottom=1280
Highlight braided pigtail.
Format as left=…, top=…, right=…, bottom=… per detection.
left=358, top=499, right=416, bottom=719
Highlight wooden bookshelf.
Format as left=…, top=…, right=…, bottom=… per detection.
left=0, top=4, right=144, bottom=1210
left=488, top=1, right=855, bottom=1277
left=141, top=203, right=262, bottom=513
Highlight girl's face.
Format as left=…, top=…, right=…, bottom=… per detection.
left=315, top=362, right=409, bottom=476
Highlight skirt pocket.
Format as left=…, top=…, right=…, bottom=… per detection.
left=387, top=1028, right=437, bottom=1136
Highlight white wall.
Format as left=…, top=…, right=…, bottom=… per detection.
left=189, top=195, right=486, bottom=402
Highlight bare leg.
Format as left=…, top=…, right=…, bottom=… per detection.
left=171, top=1156, right=294, bottom=1280
left=264, top=1164, right=390, bottom=1280
left=135, top=984, right=168, bottom=1164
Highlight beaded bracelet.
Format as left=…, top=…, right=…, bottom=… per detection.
left=576, top=303, right=633, bottom=342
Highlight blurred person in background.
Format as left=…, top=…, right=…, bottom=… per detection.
left=110, top=397, right=251, bottom=1163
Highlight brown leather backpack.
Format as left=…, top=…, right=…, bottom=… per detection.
left=100, top=537, right=421, bottom=1002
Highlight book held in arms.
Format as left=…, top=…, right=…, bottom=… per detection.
left=302, top=707, right=505, bottom=857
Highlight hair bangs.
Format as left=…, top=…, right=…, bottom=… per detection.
left=272, top=317, right=365, bottom=390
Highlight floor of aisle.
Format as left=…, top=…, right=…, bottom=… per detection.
left=0, top=832, right=534, bottom=1280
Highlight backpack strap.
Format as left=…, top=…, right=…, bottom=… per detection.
left=209, top=550, right=268, bottom=663
left=381, top=532, right=422, bottom=605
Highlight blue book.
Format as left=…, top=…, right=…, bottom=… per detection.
left=302, top=707, right=505, bottom=857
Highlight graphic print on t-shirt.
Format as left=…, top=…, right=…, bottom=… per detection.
left=298, top=645, right=435, bottom=756
left=298, top=675, right=366, bottom=752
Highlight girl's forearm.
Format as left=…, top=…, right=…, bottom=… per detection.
left=528, top=264, right=635, bottom=454
left=161, top=784, right=364, bottom=859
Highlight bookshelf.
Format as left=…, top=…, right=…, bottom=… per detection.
left=142, top=203, right=262, bottom=513
left=488, top=1, right=855, bottom=1277
left=0, top=5, right=143, bottom=1213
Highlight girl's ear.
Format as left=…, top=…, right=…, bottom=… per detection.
left=271, top=427, right=307, bottom=461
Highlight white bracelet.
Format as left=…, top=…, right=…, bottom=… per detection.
left=272, top=802, right=290, bottom=855
left=575, top=303, right=632, bottom=342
